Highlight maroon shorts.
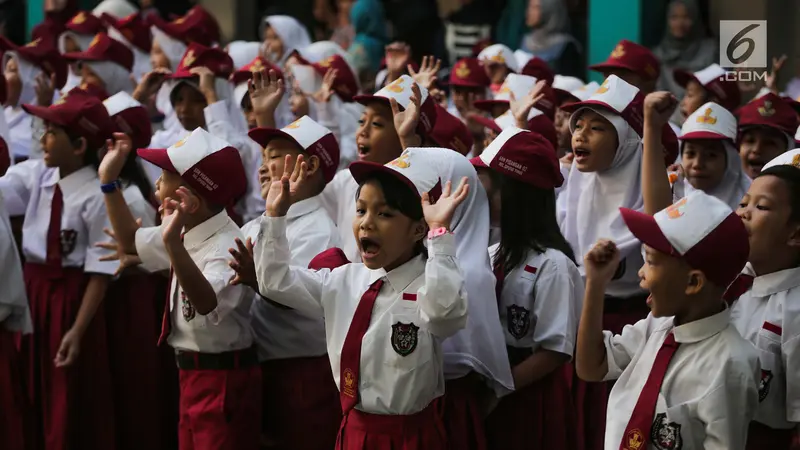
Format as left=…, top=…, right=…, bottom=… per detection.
left=337, top=401, right=447, bottom=450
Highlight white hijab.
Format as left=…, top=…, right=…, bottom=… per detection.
left=673, top=141, right=751, bottom=210
left=86, top=61, right=135, bottom=95
left=107, top=26, right=152, bottom=82
left=0, top=191, right=31, bottom=333
left=262, top=15, right=312, bottom=66
left=92, top=0, right=138, bottom=18
left=58, top=32, right=94, bottom=55
left=558, top=107, right=644, bottom=269
left=151, top=26, right=188, bottom=72
left=3, top=52, right=40, bottom=107
left=166, top=76, right=249, bottom=133
left=3, top=53, right=42, bottom=159
left=402, top=147, right=515, bottom=397
left=296, top=40, right=347, bottom=63
left=227, top=41, right=262, bottom=70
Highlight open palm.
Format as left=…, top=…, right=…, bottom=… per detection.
left=265, top=154, right=309, bottom=217
left=422, top=177, right=470, bottom=230
left=249, top=69, right=285, bottom=116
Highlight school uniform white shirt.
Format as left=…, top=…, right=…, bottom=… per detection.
left=136, top=210, right=254, bottom=353
left=730, top=264, right=800, bottom=429
left=0, top=190, right=31, bottom=333
left=320, top=169, right=361, bottom=262
left=241, top=138, right=266, bottom=222
left=254, top=216, right=469, bottom=414
left=0, top=160, right=116, bottom=275
left=243, top=196, right=338, bottom=360
left=603, top=308, right=761, bottom=450
left=122, top=184, right=156, bottom=228
left=4, top=107, right=33, bottom=161
left=491, top=245, right=583, bottom=359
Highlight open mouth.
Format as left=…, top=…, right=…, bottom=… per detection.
left=359, top=237, right=381, bottom=259
left=573, top=147, right=591, bottom=161
left=358, top=144, right=371, bottom=159
left=746, top=158, right=766, bottom=173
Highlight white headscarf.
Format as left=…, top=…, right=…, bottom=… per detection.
left=296, top=40, right=347, bottom=63
left=151, top=26, right=188, bottom=71
left=166, top=76, right=249, bottom=133
left=3, top=52, right=42, bottom=159
left=3, top=52, right=41, bottom=107
left=227, top=41, right=262, bottom=70
left=58, top=32, right=94, bottom=55
left=558, top=108, right=644, bottom=284
left=0, top=191, right=31, bottom=334
left=401, top=147, right=515, bottom=396
left=673, top=141, right=751, bottom=210
left=92, top=0, right=138, bottom=18
left=262, top=15, right=312, bottom=66
left=85, top=61, right=135, bottom=94
left=107, top=26, right=152, bottom=82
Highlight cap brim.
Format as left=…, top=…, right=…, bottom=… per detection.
left=353, top=94, right=389, bottom=107
left=680, top=130, right=730, bottom=141
left=448, top=79, right=487, bottom=88
left=468, top=114, right=501, bottom=133
left=559, top=99, right=616, bottom=114
left=348, top=161, right=419, bottom=198
left=469, top=156, right=488, bottom=168
left=247, top=128, right=301, bottom=149
left=588, top=61, right=640, bottom=76
left=619, top=208, right=674, bottom=256
left=21, top=103, right=67, bottom=126
left=137, top=148, right=178, bottom=173
left=473, top=99, right=509, bottom=112
left=167, top=71, right=198, bottom=80
left=62, top=50, right=105, bottom=63
left=553, top=88, right=579, bottom=104
left=672, top=69, right=695, bottom=88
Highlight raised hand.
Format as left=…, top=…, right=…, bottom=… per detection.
left=190, top=66, right=218, bottom=104
left=408, top=55, right=441, bottom=90
left=766, top=54, right=788, bottom=94
left=161, top=187, right=201, bottom=243
left=99, top=132, right=133, bottom=184
left=583, top=239, right=621, bottom=284
left=249, top=69, right=285, bottom=117
left=509, top=79, right=547, bottom=128
left=132, top=68, right=170, bottom=103
left=385, top=42, right=411, bottom=78
left=35, top=72, right=56, bottom=107
left=228, top=237, right=257, bottom=289
left=643, top=91, right=679, bottom=128
left=265, top=154, right=309, bottom=217
left=390, top=82, right=423, bottom=148
left=422, top=177, right=470, bottom=231
left=311, top=68, right=338, bottom=103
left=95, top=220, right=143, bottom=276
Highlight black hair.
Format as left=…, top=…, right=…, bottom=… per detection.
left=757, top=165, right=800, bottom=222
left=491, top=172, right=576, bottom=273
left=120, top=155, right=154, bottom=204
left=61, top=127, right=102, bottom=170
left=354, top=171, right=427, bottom=257
left=241, top=92, right=253, bottom=111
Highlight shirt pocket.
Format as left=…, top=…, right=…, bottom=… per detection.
left=651, top=401, right=697, bottom=450
left=506, top=267, right=538, bottom=343
left=756, top=324, right=783, bottom=404
left=384, top=312, right=430, bottom=369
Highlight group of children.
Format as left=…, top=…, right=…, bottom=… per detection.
left=0, top=5, right=798, bottom=450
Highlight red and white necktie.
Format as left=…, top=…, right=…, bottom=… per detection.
left=46, top=184, right=63, bottom=267
left=338, top=278, right=384, bottom=414
left=619, top=331, right=681, bottom=450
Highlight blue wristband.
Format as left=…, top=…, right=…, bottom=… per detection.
left=101, top=180, right=122, bottom=194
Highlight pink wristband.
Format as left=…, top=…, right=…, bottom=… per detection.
left=428, top=227, right=449, bottom=239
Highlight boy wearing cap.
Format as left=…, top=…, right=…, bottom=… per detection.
left=589, top=40, right=660, bottom=95
left=674, top=64, right=741, bottom=120
left=737, top=93, right=799, bottom=179
left=107, top=127, right=261, bottom=449
left=63, top=32, right=136, bottom=95
left=227, top=115, right=343, bottom=450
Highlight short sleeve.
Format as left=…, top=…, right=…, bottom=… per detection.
left=0, top=159, right=41, bottom=216
left=602, top=317, right=651, bottom=381
left=783, top=335, right=800, bottom=421
left=135, top=225, right=171, bottom=272
left=531, top=255, right=582, bottom=357
left=82, top=195, right=118, bottom=275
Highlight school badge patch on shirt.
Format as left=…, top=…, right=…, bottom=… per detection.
left=180, top=290, right=196, bottom=321
left=391, top=322, right=419, bottom=356
left=759, top=369, right=773, bottom=402
left=650, top=413, right=683, bottom=450
left=60, top=229, right=78, bottom=255
left=507, top=305, right=531, bottom=339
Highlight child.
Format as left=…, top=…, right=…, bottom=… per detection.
left=0, top=89, right=118, bottom=450
left=58, top=11, right=105, bottom=91
left=447, top=57, right=491, bottom=121
left=737, top=93, right=798, bottom=179
left=552, top=79, right=599, bottom=159
left=227, top=40, right=262, bottom=70
left=99, top=91, right=165, bottom=450
left=474, top=127, right=583, bottom=450
left=727, top=150, right=800, bottom=449
left=674, top=63, right=741, bottom=120
left=0, top=189, right=31, bottom=450
left=263, top=15, right=313, bottom=67
left=231, top=58, right=283, bottom=130
left=477, top=43, right=518, bottom=93
left=3, top=37, right=67, bottom=163
left=557, top=75, right=678, bottom=449
left=671, top=101, right=751, bottom=209
left=234, top=115, right=343, bottom=450
left=102, top=11, right=153, bottom=82
left=589, top=39, right=660, bottom=94
left=474, top=73, right=557, bottom=121
left=578, top=189, right=760, bottom=449
left=253, top=147, right=470, bottom=449
left=429, top=104, right=475, bottom=156
left=64, top=32, right=135, bottom=95
left=135, top=127, right=261, bottom=449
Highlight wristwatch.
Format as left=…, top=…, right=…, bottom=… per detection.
left=427, top=227, right=450, bottom=239
left=101, top=180, right=122, bottom=194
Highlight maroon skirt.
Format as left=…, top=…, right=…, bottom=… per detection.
left=439, top=373, right=487, bottom=450
left=0, top=330, right=30, bottom=450
left=337, top=401, right=447, bottom=450
left=746, top=421, right=794, bottom=450
left=105, top=271, right=170, bottom=450
left=21, top=263, right=116, bottom=450
left=261, top=355, right=342, bottom=450
left=485, top=362, right=577, bottom=450
left=574, top=294, right=651, bottom=450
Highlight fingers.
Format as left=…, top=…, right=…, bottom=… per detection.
left=245, top=237, right=254, bottom=252
left=420, top=191, right=431, bottom=207
left=290, top=154, right=305, bottom=182
left=407, top=64, right=417, bottom=76
left=452, top=177, right=469, bottom=201
left=390, top=97, right=401, bottom=117
left=135, top=218, right=143, bottom=227
left=442, top=179, right=452, bottom=198
left=102, top=226, right=117, bottom=240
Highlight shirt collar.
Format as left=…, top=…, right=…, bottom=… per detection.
left=183, top=210, right=232, bottom=250
left=57, top=166, right=97, bottom=197
left=287, top=195, right=322, bottom=220
left=752, top=266, right=800, bottom=297
left=671, top=306, right=731, bottom=344
left=367, top=254, right=425, bottom=293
